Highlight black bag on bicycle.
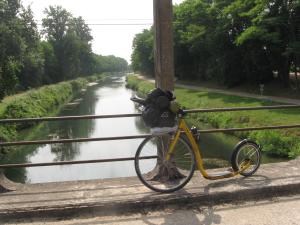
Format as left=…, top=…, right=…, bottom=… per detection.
left=141, top=88, right=176, bottom=128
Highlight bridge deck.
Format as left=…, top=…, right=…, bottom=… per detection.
left=1, top=159, right=300, bottom=220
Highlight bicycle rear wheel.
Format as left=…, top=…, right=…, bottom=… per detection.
left=135, top=135, right=196, bottom=193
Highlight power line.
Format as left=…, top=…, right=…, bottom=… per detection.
left=34, top=18, right=153, bottom=26
left=36, top=23, right=153, bottom=26
left=35, top=19, right=153, bottom=22
left=34, top=19, right=152, bottom=21
left=80, top=23, right=153, bottom=26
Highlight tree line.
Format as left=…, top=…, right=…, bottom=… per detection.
left=131, top=0, right=300, bottom=88
left=0, top=0, right=128, bottom=100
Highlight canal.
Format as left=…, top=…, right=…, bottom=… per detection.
left=1, top=74, right=285, bottom=183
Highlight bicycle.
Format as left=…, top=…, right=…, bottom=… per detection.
left=131, top=96, right=262, bottom=193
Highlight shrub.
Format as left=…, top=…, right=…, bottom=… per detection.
left=250, top=131, right=300, bottom=158
left=0, top=74, right=105, bottom=142
left=70, top=78, right=88, bottom=92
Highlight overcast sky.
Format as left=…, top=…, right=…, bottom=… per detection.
left=22, top=0, right=184, bottom=63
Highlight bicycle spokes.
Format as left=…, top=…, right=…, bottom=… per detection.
left=231, top=141, right=261, bottom=177
left=135, top=135, right=196, bottom=193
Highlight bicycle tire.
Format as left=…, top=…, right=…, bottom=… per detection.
left=135, top=135, right=196, bottom=193
left=231, top=140, right=261, bottom=177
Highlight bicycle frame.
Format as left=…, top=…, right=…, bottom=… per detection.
left=166, top=118, right=251, bottom=180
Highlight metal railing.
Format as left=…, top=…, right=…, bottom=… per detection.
left=0, top=104, right=300, bottom=169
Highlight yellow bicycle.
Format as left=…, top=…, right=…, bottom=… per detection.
left=131, top=96, right=261, bottom=193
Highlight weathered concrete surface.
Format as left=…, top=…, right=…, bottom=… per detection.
left=1, top=158, right=300, bottom=220
left=6, top=195, right=300, bottom=225
left=0, top=171, right=22, bottom=192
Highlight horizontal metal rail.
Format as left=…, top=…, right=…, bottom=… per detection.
left=1, top=104, right=299, bottom=124
left=0, top=156, right=158, bottom=169
left=1, top=124, right=300, bottom=169
left=197, top=124, right=300, bottom=133
left=185, top=104, right=300, bottom=114
left=1, top=124, right=300, bottom=147
left=0, top=135, right=152, bottom=147
left=1, top=104, right=300, bottom=169
left=0, top=113, right=141, bottom=123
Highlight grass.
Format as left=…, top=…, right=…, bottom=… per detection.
left=126, top=75, right=300, bottom=158
left=177, top=77, right=300, bottom=100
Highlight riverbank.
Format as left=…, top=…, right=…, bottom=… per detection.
left=1, top=74, right=146, bottom=184
left=126, top=75, right=300, bottom=158
left=0, top=73, right=107, bottom=145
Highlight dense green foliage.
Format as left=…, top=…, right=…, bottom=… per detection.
left=0, top=73, right=105, bottom=144
left=131, top=28, right=154, bottom=76
left=131, top=0, right=300, bottom=87
left=126, top=75, right=300, bottom=158
left=92, top=54, right=128, bottom=74
left=0, top=1, right=128, bottom=100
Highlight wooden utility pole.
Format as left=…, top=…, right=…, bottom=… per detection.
left=153, top=0, right=174, bottom=91
left=153, top=0, right=180, bottom=181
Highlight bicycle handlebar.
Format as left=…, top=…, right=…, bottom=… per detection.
left=130, top=96, right=147, bottom=106
left=131, top=96, right=186, bottom=117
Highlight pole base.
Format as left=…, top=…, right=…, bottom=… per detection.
left=0, top=170, right=21, bottom=193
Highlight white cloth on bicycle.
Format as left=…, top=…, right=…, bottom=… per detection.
left=150, top=125, right=178, bottom=135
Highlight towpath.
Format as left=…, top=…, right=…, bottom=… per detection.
left=137, top=75, right=300, bottom=105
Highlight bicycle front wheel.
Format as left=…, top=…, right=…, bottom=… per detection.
left=135, top=135, right=196, bottom=193
left=231, top=140, right=261, bottom=177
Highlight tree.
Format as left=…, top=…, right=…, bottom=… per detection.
left=173, top=0, right=218, bottom=81
left=42, top=6, right=71, bottom=82
left=42, top=6, right=97, bottom=81
left=0, top=1, right=130, bottom=101
left=69, top=17, right=94, bottom=76
left=131, top=0, right=300, bottom=88
left=0, top=0, right=23, bottom=99
left=92, top=54, right=128, bottom=73
left=230, top=0, right=300, bottom=86
left=18, top=5, right=44, bottom=89
left=0, top=0, right=43, bottom=97
left=39, top=41, right=57, bottom=84
left=131, top=28, right=154, bottom=76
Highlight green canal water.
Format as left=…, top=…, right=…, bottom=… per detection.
left=1, top=74, right=287, bottom=183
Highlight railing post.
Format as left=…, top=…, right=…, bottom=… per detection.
left=0, top=169, right=19, bottom=193
left=0, top=140, right=19, bottom=192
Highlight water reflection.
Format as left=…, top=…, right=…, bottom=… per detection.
left=3, top=74, right=146, bottom=183
left=51, top=143, right=80, bottom=162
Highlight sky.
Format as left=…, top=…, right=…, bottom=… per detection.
left=22, top=0, right=184, bottom=63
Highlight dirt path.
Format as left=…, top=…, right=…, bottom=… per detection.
left=137, top=75, right=300, bottom=105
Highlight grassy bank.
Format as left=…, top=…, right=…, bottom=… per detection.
left=0, top=73, right=106, bottom=144
left=126, top=75, right=300, bottom=158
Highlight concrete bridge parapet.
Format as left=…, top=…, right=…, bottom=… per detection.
left=0, top=158, right=300, bottom=221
